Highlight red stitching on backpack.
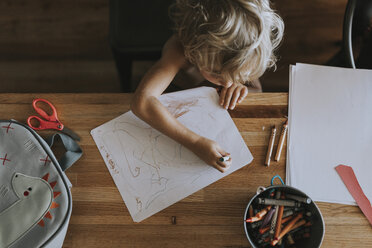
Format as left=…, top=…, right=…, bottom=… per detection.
left=0, top=153, right=11, bottom=166
left=2, top=123, right=14, bottom=133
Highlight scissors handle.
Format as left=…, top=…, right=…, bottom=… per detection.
left=27, top=116, right=64, bottom=131
left=32, top=98, right=59, bottom=122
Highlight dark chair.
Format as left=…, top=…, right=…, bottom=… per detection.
left=327, top=0, right=372, bottom=69
left=109, top=0, right=174, bottom=92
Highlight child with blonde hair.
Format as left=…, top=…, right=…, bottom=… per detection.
left=131, top=0, right=284, bottom=172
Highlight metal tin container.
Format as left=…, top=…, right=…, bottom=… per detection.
left=244, top=185, right=325, bottom=247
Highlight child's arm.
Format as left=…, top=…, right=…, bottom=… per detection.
left=131, top=36, right=231, bottom=172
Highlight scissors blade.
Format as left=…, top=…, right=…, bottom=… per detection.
left=61, top=126, right=81, bottom=141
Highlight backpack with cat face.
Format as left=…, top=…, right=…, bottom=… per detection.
left=0, top=120, right=82, bottom=248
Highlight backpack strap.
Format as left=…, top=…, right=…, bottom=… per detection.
left=45, top=133, right=83, bottom=171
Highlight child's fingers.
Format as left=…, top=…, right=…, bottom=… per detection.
left=223, top=86, right=235, bottom=109
left=238, top=87, right=248, bottom=103
left=219, top=87, right=227, bottom=106
left=217, top=147, right=230, bottom=157
left=214, top=161, right=231, bottom=173
left=217, top=157, right=232, bottom=167
left=213, top=149, right=231, bottom=172
left=213, top=163, right=225, bottom=173
left=229, top=87, right=241, bottom=110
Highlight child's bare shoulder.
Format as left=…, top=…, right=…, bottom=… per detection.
left=160, top=35, right=187, bottom=69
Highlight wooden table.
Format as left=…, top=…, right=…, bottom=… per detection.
left=1, top=93, right=371, bottom=247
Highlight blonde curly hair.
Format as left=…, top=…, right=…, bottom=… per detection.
left=169, top=0, right=284, bottom=84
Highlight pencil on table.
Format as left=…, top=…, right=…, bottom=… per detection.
left=274, top=119, right=288, bottom=162
left=265, top=125, right=276, bottom=166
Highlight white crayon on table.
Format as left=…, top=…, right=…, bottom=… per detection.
left=265, top=125, right=276, bottom=166
left=274, top=119, right=288, bottom=162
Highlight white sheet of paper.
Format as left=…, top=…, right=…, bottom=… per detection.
left=91, top=87, right=253, bottom=222
left=287, top=63, right=372, bottom=205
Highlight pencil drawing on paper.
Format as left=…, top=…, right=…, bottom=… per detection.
left=99, top=105, right=209, bottom=211
left=91, top=87, right=253, bottom=222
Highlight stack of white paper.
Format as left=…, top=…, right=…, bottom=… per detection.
left=287, top=63, right=372, bottom=205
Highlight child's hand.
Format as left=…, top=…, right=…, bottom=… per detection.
left=219, top=83, right=248, bottom=110
left=191, top=137, right=231, bottom=173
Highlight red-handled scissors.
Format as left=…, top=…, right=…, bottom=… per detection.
left=27, top=98, right=81, bottom=141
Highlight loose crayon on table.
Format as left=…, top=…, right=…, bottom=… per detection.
left=274, top=119, right=288, bottom=162
left=271, top=213, right=303, bottom=246
left=286, top=193, right=312, bottom=204
left=257, top=198, right=302, bottom=208
left=265, top=125, right=276, bottom=166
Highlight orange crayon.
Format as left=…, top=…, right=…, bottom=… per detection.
left=258, top=214, right=293, bottom=234
left=271, top=213, right=303, bottom=246
left=274, top=205, right=284, bottom=239
left=288, top=219, right=307, bottom=232
left=245, top=206, right=271, bottom=223
left=245, top=216, right=261, bottom=223
left=256, top=206, right=272, bottom=218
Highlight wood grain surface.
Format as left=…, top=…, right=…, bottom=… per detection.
left=1, top=93, right=371, bottom=247
left=0, top=0, right=348, bottom=92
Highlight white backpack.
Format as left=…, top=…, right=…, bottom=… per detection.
left=0, top=120, right=82, bottom=248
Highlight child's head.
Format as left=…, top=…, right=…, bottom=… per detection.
left=170, top=0, right=284, bottom=84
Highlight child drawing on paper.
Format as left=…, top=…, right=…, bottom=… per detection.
left=131, top=0, right=284, bottom=172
